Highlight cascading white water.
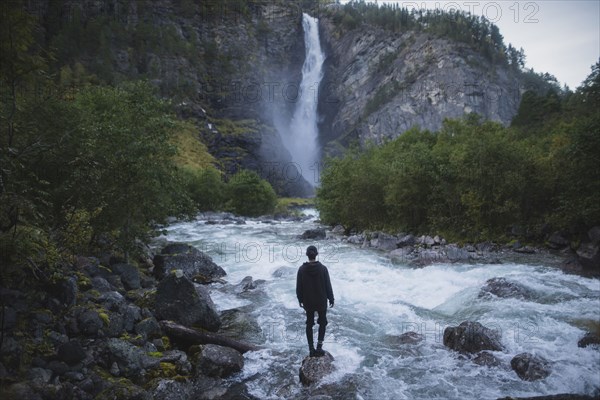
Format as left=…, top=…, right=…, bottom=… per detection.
left=163, top=211, right=600, bottom=399
left=281, top=13, right=324, bottom=187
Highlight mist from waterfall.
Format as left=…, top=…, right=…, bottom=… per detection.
left=281, top=13, right=324, bottom=188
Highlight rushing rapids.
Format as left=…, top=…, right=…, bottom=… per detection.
left=161, top=210, right=600, bottom=399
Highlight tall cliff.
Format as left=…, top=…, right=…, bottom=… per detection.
left=34, top=1, right=525, bottom=192
left=317, top=10, right=523, bottom=154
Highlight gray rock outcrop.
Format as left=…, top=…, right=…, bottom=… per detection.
left=510, top=352, right=552, bottom=381
left=154, top=272, right=221, bottom=332
left=443, top=321, right=503, bottom=354
left=153, top=243, right=226, bottom=283
left=299, top=351, right=335, bottom=386
left=195, top=344, right=244, bottom=378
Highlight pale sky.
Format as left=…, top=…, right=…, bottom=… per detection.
left=338, top=1, right=600, bottom=89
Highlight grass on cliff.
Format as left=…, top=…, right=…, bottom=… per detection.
left=171, top=121, right=216, bottom=170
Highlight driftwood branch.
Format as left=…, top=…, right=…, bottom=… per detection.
left=159, top=320, right=261, bottom=354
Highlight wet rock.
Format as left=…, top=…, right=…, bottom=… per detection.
left=154, top=272, right=221, bottom=332
left=371, top=232, right=398, bottom=251
left=472, top=351, right=501, bottom=367
left=576, top=241, right=600, bottom=272
left=510, top=352, right=552, bottom=381
left=331, top=225, right=345, bottom=235
left=299, top=351, right=335, bottom=386
left=111, top=263, right=141, bottom=290
left=95, top=381, right=151, bottom=400
left=497, top=395, right=600, bottom=400
left=397, top=234, right=416, bottom=247
left=235, top=276, right=265, bottom=293
left=445, top=245, right=471, bottom=262
left=272, top=266, right=296, bottom=278
left=346, top=234, right=365, bottom=245
left=386, top=331, right=425, bottom=346
left=588, top=226, right=600, bottom=244
left=577, top=332, right=600, bottom=348
left=153, top=242, right=226, bottom=283
left=443, top=321, right=503, bottom=354
left=301, top=228, right=327, bottom=240
left=195, top=344, right=244, bottom=378
left=478, top=277, right=534, bottom=300
left=389, top=247, right=414, bottom=264
left=219, top=308, right=262, bottom=343
left=58, top=341, right=87, bottom=366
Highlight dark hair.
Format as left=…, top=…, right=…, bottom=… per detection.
left=306, top=245, right=318, bottom=259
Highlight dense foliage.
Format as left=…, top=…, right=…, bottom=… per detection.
left=0, top=4, right=277, bottom=281
left=317, top=62, right=600, bottom=241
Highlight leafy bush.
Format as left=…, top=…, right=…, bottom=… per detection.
left=181, top=167, right=226, bottom=212
left=226, top=170, right=277, bottom=217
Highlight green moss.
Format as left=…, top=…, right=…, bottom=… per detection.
left=99, top=312, right=110, bottom=326
left=147, top=351, right=163, bottom=358
left=161, top=336, right=171, bottom=351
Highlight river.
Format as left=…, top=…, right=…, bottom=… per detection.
left=161, top=210, right=600, bottom=399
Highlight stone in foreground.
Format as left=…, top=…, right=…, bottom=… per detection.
left=299, top=351, right=335, bottom=386
left=443, top=321, right=503, bottom=354
left=510, top=352, right=552, bottom=381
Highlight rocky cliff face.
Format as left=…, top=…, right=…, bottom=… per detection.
left=318, top=18, right=522, bottom=153
left=36, top=0, right=313, bottom=195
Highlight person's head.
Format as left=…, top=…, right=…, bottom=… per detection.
left=306, top=245, right=318, bottom=261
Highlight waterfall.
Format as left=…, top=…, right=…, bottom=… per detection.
left=282, top=13, right=324, bottom=188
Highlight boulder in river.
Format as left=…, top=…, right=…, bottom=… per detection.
left=154, top=272, right=221, bottom=332
left=472, top=351, right=501, bottom=367
left=478, top=277, right=534, bottom=300
left=301, top=228, right=327, bottom=240
left=153, top=242, right=226, bottom=283
left=443, top=321, right=503, bottom=354
left=510, top=352, right=552, bottom=381
left=577, top=332, right=600, bottom=348
left=299, top=351, right=335, bottom=386
left=385, top=331, right=425, bottom=346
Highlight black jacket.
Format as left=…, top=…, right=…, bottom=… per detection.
left=296, top=261, right=334, bottom=311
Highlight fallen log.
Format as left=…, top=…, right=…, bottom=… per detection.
left=159, top=320, right=261, bottom=354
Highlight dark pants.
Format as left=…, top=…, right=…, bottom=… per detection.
left=305, top=308, right=327, bottom=347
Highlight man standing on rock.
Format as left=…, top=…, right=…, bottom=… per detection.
left=296, top=245, right=334, bottom=357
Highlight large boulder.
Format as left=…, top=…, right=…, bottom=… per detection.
left=300, top=228, right=327, bottom=240
left=153, top=243, right=226, bottom=283
left=443, top=321, right=503, bottom=354
left=576, top=242, right=600, bottom=273
left=547, top=232, right=570, bottom=249
left=478, top=277, right=534, bottom=300
left=110, top=263, right=141, bottom=290
left=371, top=232, right=398, bottom=251
left=385, top=331, right=425, bottom=346
left=219, top=309, right=262, bottom=343
left=577, top=332, right=600, bottom=348
left=154, top=272, right=221, bottom=332
left=195, top=344, right=244, bottom=378
left=510, top=352, right=552, bottom=381
left=299, top=351, right=335, bottom=386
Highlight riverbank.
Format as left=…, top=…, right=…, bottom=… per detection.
left=307, top=224, right=600, bottom=278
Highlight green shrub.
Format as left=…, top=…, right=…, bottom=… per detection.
left=226, top=170, right=277, bottom=217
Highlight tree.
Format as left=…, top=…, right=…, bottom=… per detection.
left=226, top=170, right=277, bottom=217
